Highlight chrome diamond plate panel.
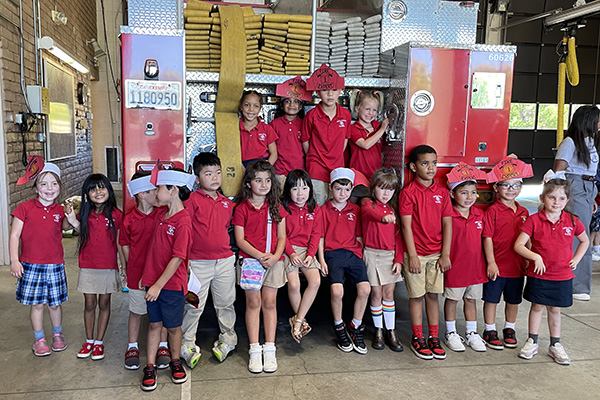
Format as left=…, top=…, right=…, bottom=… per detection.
left=120, top=26, right=184, bottom=36
left=186, top=72, right=391, bottom=88
left=436, top=1, right=478, bottom=45
left=128, top=0, right=182, bottom=29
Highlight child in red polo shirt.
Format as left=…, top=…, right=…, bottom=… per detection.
left=443, top=164, right=488, bottom=353
left=301, top=64, right=351, bottom=206
left=239, top=90, right=278, bottom=168
left=515, top=171, right=589, bottom=365
left=361, top=168, right=403, bottom=352
left=349, top=91, right=388, bottom=180
left=399, top=145, right=452, bottom=360
left=140, top=169, right=194, bottom=391
left=10, top=160, right=70, bottom=357
left=321, top=168, right=371, bottom=355
left=181, top=153, right=237, bottom=368
left=281, top=169, right=322, bottom=343
left=233, top=161, right=288, bottom=373
left=482, top=157, right=533, bottom=351
left=120, top=172, right=170, bottom=371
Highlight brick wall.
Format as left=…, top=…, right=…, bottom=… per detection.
left=1, top=0, right=97, bottom=212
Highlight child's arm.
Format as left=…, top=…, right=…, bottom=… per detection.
left=64, top=204, right=80, bottom=231
left=302, top=141, right=309, bottom=154
left=353, top=118, right=389, bottom=150
left=144, top=256, right=183, bottom=301
left=401, top=215, right=421, bottom=274
left=514, top=231, right=545, bottom=275
left=267, top=142, right=278, bottom=165
left=570, top=231, right=590, bottom=270
left=317, top=238, right=328, bottom=276
left=436, top=216, right=452, bottom=272
left=261, top=218, right=287, bottom=269
left=483, top=237, right=499, bottom=280
left=9, top=217, right=24, bottom=278
left=234, top=225, right=270, bottom=263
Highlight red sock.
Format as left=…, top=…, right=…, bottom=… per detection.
left=412, top=325, right=423, bottom=339
left=429, top=325, right=439, bottom=338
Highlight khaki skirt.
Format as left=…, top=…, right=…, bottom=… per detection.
left=77, top=268, right=121, bottom=294
left=364, top=247, right=403, bottom=286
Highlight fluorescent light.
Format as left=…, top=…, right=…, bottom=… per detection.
left=39, top=36, right=89, bottom=73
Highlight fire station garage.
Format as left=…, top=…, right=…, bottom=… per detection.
left=1, top=0, right=599, bottom=398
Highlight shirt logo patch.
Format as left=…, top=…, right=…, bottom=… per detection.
left=258, top=133, right=267, bottom=141
left=474, top=221, right=483, bottom=229
left=522, top=216, right=527, bottom=223
left=563, top=227, right=573, bottom=236
left=53, top=214, right=61, bottom=223
left=347, top=212, right=355, bottom=221
left=221, top=201, right=229, bottom=208
left=338, top=119, right=347, bottom=128
left=433, top=195, right=442, bottom=204
left=167, top=225, right=176, bottom=236
left=306, top=213, right=314, bottom=221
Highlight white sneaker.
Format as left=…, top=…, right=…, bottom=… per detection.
left=465, top=331, right=487, bottom=352
left=262, top=343, right=278, bottom=373
left=573, top=293, right=591, bottom=301
left=212, top=341, right=235, bottom=363
left=518, top=338, right=539, bottom=360
left=592, top=252, right=600, bottom=262
left=180, top=345, right=201, bottom=369
left=548, top=343, right=571, bottom=365
left=444, top=331, right=465, bottom=352
left=248, top=345, right=263, bottom=373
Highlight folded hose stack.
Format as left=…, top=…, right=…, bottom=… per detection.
left=185, top=0, right=221, bottom=72
left=260, top=14, right=312, bottom=76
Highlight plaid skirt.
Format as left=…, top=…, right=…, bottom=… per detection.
left=16, top=262, right=68, bottom=306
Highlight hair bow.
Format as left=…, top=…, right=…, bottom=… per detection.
left=543, top=169, right=566, bottom=183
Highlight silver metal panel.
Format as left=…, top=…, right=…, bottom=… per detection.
left=381, top=0, right=438, bottom=52
left=436, top=1, right=478, bottom=44
left=119, top=26, right=184, bottom=36
left=186, top=72, right=392, bottom=88
left=128, top=0, right=181, bottom=29
left=406, top=42, right=516, bottom=53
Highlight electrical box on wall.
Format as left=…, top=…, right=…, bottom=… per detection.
left=26, top=85, right=50, bottom=114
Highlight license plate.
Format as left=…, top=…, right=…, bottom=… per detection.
left=125, top=79, right=182, bottom=110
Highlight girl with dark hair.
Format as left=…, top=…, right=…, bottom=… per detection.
left=239, top=90, right=279, bottom=168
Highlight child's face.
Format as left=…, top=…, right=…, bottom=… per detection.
left=317, top=89, right=342, bottom=107
left=410, top=153, right=437, bottom=182
left=357, top=98, right=378, bottom=125
left=374, top=185, right=395, bottom=204
left=330, top=181, right=352, bottom=203
left=282, top=98, right=302, bottom=117
left=197, top=164, right=222, bottom=193
left=248, top=171, right=272, bottom=197
left=451, top=183, right=478, bottom=209
left=156, top=185, right=174, bottom=206
left=290, top=179, right=310, bottom=207
left=35, top=173, right=60, bottom=204
left=494, top=179, right=522, bottom=201
left=241, top=94, right=261, bottom=123
left=541, top=187, right=568, bottom=213
left=88, top=185, right=109, bottom=208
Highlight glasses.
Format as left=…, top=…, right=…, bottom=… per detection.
left=496, top=183, right=522, bottom=190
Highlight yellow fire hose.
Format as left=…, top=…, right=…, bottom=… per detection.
left=557, top=35, right=579, bottom=146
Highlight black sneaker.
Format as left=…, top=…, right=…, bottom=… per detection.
left=410, top=336, right=433, bottom=360
left=140, top=365, right=157, bottom=391
left=483, top=330, right=504, bottom=350
left=348, top=323, right=368, bottom=355
left=169, top=360, right=187, bottom=384
left=334, top=322, right=353, bottom=352
left=428, top=336, right=447, bottom=359
left=502, top=328, right=518, bottom=348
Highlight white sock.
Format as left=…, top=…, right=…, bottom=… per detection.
left=94, top=340, right=103, bottom=345
left=504, top=321, right=515, bottom=330
left=128, top=342, right=138, bottom=350
left=593, top=245, right=600, bottom=253
left=466, top=320, right=477, bottom=334
left=249, top=343, right=261, bottom=350
left=485, top=323, right=496, bottom=332
left=382, top=300, right=395, bottom=330
left=86, top=339, right=94, bottom=344
left=351, top=318, right=362, bottom=328
left=446, top=320, right=456, bottom=333
left=334, top=319, right=343, bottom=326
left=264, top=342, right=276, bottom=349
left=370, top=305, right=383, bottom=329
left=159, top=341, right=168, bottom=348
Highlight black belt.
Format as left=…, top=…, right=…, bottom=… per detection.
left=582, top=175, right=595, bottom=181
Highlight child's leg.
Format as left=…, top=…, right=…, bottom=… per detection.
left=424, top=293, right=440, bottom=335
left=353, top=281, right=371, bottom=321
left=96, top=294, right=112, bottom=341
left=128, top=312, right=143, bottom=344
left=294, top=267, right=321, bottom=328
left=483, top=301, right=497, bottom=327
left=464, top=298, right=477, bottom=322
left=83, top=294, right=98, bottom=340
left=47, top=305, right=63, bottom=333
left=505, top=302, right=519, bottom=324
left=287, top=269, right=301, bottom=314
left=262, top=287, right=278, bottom=343
left=245, top=290, right=262, bottom=344
left=30, top=304, right=45, bottom=334
left=370, top=285, right=384, bottom=328
left=527, top=303, right=544, bottom=338
left=444, top=298, right=458, bottom=330
left=210, top=257, right=238, bottom=347
left=547, top=306, right=562, bottom=339
left=147, top=322, right=163, bottom=365
left=330, top=283, right=345, bottom=322
left=166, top=326, right=182, bottom=361
left=160, top=327, right=169, bottom=343
left=181, top=261, right=213, bottom=349
left=409, top=296, right=424, bottom=328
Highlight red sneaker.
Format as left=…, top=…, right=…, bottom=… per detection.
left=428, top=336, right=447, bottom=359
left=483, top=330, right=504, bottom=350
left=410, top=336, right=433, bottom=360
left=77, top=342, right=93, bottom=358
left=156, top=346, right=171, bottom=369
left=503, top=328, right=518, bottom=348
left=91, top=344, right=105, bottom=360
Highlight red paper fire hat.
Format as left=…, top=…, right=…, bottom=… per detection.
left=17, top=156, right=61, bottom=185
left=446, top=162, right=487, bottom=190
left=276, top=75, right=312, bottom=102
left=486, top=156, right=534, bottom=183
left=306, top=64, right=345, bottom=91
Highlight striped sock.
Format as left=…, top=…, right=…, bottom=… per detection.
left=382, top=300, right=395, bottom=330
left=370, top=305, right=383, bottom=328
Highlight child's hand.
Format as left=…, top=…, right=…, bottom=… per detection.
left=145, top=285, right=161, bottom=302
left=260, top=253, right=277, bottom=269
left=381, top=118, right=390, bottom=131
left=10, top=260, right=24, bottom=278
left=303, top=255, right=314, bottom=268
left=487, top=262, right=499, bottom=281
left=392, top=262, right=402, bottom=275
left=290, top=253, right=303, bottom=266
left=381, top=214, right=396, bottom=224
left=532, top=255, right=546, bottom=275
left=408, top=255, right=421, bottom=274
left=320, top=261, right=329, bottom=277
left=437, top=255, right=451, bottom=272
left=64, top=202, right=73, bottom=215
left=569, top=258, right=579, bottom=270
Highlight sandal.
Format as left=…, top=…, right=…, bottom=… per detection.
left=301, top=319, right=312, bottom=336
left=289, top=315, right=304, bottom=344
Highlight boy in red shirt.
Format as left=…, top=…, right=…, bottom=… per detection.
left=181, top=153, right=237, bottom=368
left=301, top=64, right=351, bottom=205
left=320, top=168, right=371, bottom=354
left=400, top=145, right=452, bottom=360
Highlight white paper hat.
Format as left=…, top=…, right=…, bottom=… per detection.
left=330, top=167, right=355, bottom=184
left=41, top=162, right=61, bottom=178
left=156, top=170, right=196, bottom=190
left=127, top=175, right=156, bottom=197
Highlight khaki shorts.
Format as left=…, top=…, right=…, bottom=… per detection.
left=284, top=245, right=321, bottom=273
left=402, top=253, right=444, bottom=298
left=77, top=268, right=121, bottom=294
left=128, top=288, right=147, bottom=315
left=275, top=174, right=286, bottom=194
left=444, top=283, right=483, bottom=301
left=237, top=258, right=287, bottom=289
left=312, top=179, right=330, bottom=206
left=364, top=247, right=403, bottom=286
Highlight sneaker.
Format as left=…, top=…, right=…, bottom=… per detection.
left=212, top=341, right=235, bottom=363
left=248, top=345, right=263, bottom=373
left=348, top=323, right=368, bottom=355
left=503, top=328, right=518, bottom=348
left=428, top=336, right=447, bottom=359
left=483, top=330, right=504, bottom=350
left=573, top=293, right=591, bottom=301
left=334, top=322, right=353, bottom=353
left=140, top=365, right=157, bottom=391
left=91, top=344, right=105, bottom=360
left=592, top=252, right=600, bottom=262
left=548, top=343, right=571, bottom=365
left=180, top=346, right=201, bottom=369
left=77, top=342, right=93, bottom=358
left=32, top=338, right=51, bottom=357
left=51, top=333, right=67, bottom=352
left=444, top=331, right=465, bottom=352
left=263, top=344, right=278, bottom=373
left=156, top=346, right=171, bottom=369
left=124, top=347, right=140, bottom=370
left=169, top=360, right=187, bottom=384
left=465, top=331, right=487, bottom=352
left=518, top=338, right=539, bottom=360
left=410, top=336, right=434, bottom=360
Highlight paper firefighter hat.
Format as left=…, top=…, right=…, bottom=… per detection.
left=350, top=168, right=370, bottom=188
left=127, top=175, right=156, bottom=197
left=486, top=156, right=534, bottom=183
left=17, top=156, right=61, bottom=185
left=446, top=163, right=487, bottom=190
left=276, top=75, right=312, bottom=102
left=330, top=167, right=355, bottom=184
left=155, top=170, right=196, bottom=190
left=306, top=64, right=345, bottom=91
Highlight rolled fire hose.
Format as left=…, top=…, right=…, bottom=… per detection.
left=557, top=35, right=579, bottom=146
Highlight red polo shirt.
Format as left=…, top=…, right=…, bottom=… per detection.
left=399, top=179, right=453, bottom=256
left=240, top=119, right=278, bottom=162
left=349, top=121, right=382, bottom=180
left=142, top=208, right=192, bottom=292
left=300, top=103, right=352, bottom=182
left=322, top=201, right=363, bottom=258
left=271, top=116, right=304, bottom=175
left=12, top=199, right=65, bottom=264
left=79, top=208, right=123, bottom=270
left=232, top=200, right=289, bottom=259
left=184, top=189, right=234, bottom=260
left=361, top=199, right=404, bottom=263
left=284, top=203, right=323, bottom=258
left=521, top=211, right=584, bottom=281
left=482, top=201, right=528, bottom=278
left=119, top=207, right=159, bottom=289
left=446, top=207, right=487, bottom=287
